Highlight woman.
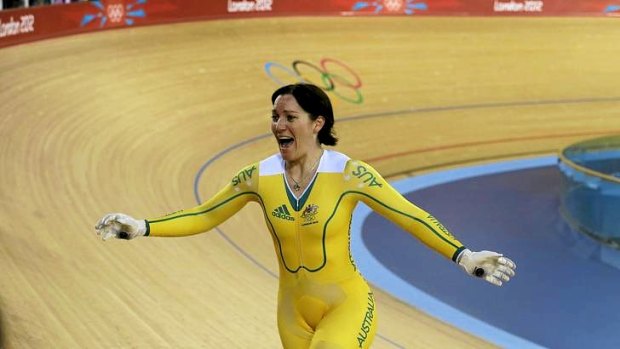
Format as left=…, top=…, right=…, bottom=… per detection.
left=95, top=83, right=516, bottom=348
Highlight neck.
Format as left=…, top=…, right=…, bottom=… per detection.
left=286, top=148, right=324, bottom=171
left=285, top=148, right=324, bottom=192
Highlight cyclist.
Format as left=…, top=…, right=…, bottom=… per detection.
left=96, top=83, right=516, bottom=348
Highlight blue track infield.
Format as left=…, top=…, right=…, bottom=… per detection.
left=351, top=156, right=620, bottom=349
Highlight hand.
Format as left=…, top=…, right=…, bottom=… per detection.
left=95, top=213, right=147, bottom=241
left=457, top=249, right=516, bottom=286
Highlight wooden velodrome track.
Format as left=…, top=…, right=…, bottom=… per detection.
left=1, top=15, right=620, bottom=348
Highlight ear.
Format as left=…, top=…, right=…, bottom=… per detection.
left=313, top=116, right=325, bottom=133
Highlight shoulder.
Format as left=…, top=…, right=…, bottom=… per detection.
left=321, top=151, right=385, bottom=188
left=318, top=150, right=350, bottom=173
left=343, top=158, right=379, bottom=175
left=231, top=162, right=259, bottom=187
left=258, top=153, right=284, bottom=176
left=344, top=159, right=386, bottom=188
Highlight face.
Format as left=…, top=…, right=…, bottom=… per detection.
left=271, top=94, right=324, bottom=161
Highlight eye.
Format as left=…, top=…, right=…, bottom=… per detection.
left=271, top=114, right=278, bottom=122
left=286, top=115, right=296, bottom=122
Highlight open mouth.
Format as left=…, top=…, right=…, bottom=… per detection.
left=277, top=137, right=294, bottom=149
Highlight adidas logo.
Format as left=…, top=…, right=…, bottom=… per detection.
left=272, top=204, right=295, bottom=221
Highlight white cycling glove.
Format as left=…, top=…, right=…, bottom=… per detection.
left=95, top=213, right=147, bottom=241
left=457, top=249, right=516, bottom=286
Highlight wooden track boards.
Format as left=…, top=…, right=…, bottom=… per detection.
left=1, top=16, right=619, bottom=348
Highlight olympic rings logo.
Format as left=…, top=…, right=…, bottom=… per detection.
left=107, top=4, right=125, bottom=23
left=264, top=58, right=364, bottom=104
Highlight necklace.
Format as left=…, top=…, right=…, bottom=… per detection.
left=287, top=151, right=323, bottom=192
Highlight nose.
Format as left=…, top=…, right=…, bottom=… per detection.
left=275, top=116, right=287, bottom=131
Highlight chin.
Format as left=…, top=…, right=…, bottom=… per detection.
left=279, top=149, right=292, bottom=159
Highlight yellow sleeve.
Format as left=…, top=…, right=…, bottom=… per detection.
left=346, top=160, right=466, bottom=262
left=146, top=163, right=259, bottom=237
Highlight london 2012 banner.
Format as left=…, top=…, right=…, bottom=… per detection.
left=1, top=0, right=618, bottom=48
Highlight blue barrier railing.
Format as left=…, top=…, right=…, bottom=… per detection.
left=558, top=135, right=620, bottom=246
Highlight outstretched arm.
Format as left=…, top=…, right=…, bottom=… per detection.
left=95, top=164, right=259, bottom=239
left=346, top=160, right=515, bottom=286
left=146, top=183, right=257, bottom=237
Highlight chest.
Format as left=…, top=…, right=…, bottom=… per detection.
left=259, top=174, right=353, bottom=234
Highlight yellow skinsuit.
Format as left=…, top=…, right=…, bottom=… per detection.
left=146, top=150, right=465, bottom=348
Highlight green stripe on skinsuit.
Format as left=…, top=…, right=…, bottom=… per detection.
left=148, top=192, right=259, bottom=224
left=337, top=191, right=461, bottom=250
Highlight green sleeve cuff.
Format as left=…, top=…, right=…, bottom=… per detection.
left=452, top=246, right=466, bottom=262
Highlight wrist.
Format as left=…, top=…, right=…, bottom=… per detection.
left=457, top=248, right=475, bottom=274
left=137, top=219, right=148, bottom=236
left=456, top=248, right=471, bottom=265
